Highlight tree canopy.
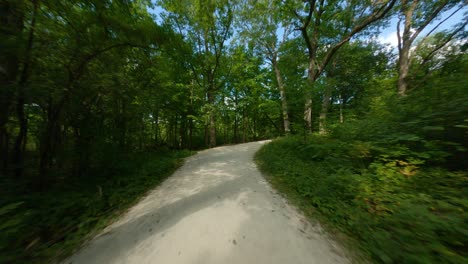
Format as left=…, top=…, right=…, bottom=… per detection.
left=0, top=0, right=466, bottom=262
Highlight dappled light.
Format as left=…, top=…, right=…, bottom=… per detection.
left=1, top=0, right=466, bottom=263
left=65, top=142, right=349, bottom=264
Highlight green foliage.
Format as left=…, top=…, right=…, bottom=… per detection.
left=2, top=0, right=466, bottom=263
left=256, top=37, right=468, bottom=262
left=0, top=150, right=191, bottom=263
left=256, top=136, right=467, bottom=263
left=257, top=51, right=468, bottom=259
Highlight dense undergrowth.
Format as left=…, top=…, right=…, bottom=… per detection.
left=256, top=135, right=466, bottom=263
left=0, top=150, right=191, bottom=264
left=255, top=83, right=467, bottom=263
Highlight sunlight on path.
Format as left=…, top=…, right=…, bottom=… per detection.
left=64, top=141, right=349, bottom=264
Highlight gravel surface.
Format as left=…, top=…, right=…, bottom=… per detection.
left=64, top=141, right=350, bottom=264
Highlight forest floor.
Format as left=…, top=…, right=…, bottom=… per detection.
left=63, top=141, right=350, bottom=264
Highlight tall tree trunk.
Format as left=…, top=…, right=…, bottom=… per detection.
left=38, top=55, right=74, bottom=188
left=339, top=93, right=344, bottom=123
left=179, top=115, right=186, bottom=149
left=233, top=92, right=238, bottom=143
left=304, top=57, right=317, bottom=133
left=173, top=115, right=178, bottom=148
left=38, top=76, right=75, bottom=188
left=209, top=111, right=216, bottom=147
left=233, top=115, right=238, bottom=144
left=13, top=0, right=38, bottom=177
left=272, top=58, right=290, bottom=134
left=253, top=110, right=257, bottom=140
left=73, top=126, right=91, bottom=177
left=153, top=109, right=159, bottom=146
left=304, top=90, right=313, bottom=133
left=204, top=123, right=209, bottom=147
left=0, top=0, right=23, bottom=172
left=39, top=101, right=61, bottom=189
left=189, top=118, right=193, bottom=150
left=319, top=84, right=331, bottom=134
left=118, top=99, right=126, bottom=149
left=242, top=109, right=246, bottom=143
left=396, top=0, right=450, bottom=96
left=139, top=117, right=144, bottom=150
left=207, top=90, right=216, bottom=148
left=188, top=83, right=194, bottom=149
left=224, top=124, right=227, bottom=145
left=165, top=121, right=170, bottom=144
left=397, top=0, right=417, bottom=96
left=298, top=0, right=396, bottom=131
left=397, top=44, right=411, bottom=96
left=319, top=62, right=335, bottom=134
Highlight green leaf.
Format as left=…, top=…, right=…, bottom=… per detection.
left=422, top=126, right=445, bottom=131
left=0, top=202, right=24, bottom=217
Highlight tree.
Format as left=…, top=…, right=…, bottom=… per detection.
left=0, top=0, right=173, bottom=187
left=12, top=0, right=39, bottom=178
left=160, top=0, right=234, bottom=147
left=238, top=0, right=292, bottom=134
left=287, top=0, right=396, bottom=133
left=396, top=0, right=465, bottom=96
left=321, top=41, right=392, bottom=125
left=225, top=46, right=279, bottom=142
left=0, top=0, right=27, bottom=173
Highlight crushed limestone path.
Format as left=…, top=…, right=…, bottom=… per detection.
left=65, top=141, right=350, bottom=264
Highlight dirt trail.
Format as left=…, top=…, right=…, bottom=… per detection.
left=65, top=141, right=350, bottom=264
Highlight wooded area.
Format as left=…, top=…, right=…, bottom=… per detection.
left=1, top=0, right=466, bottom=263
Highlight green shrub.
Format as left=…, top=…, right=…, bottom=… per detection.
left=0, top=150, right=191, bottom=264
left=256, top=136, right=467, bottom=263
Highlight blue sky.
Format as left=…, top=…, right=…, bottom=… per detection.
left=149, top=3, right=467, bottom=48
left=379, top=6, right=467, bottom=47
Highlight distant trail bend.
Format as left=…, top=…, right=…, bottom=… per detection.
left=65, top=141, right=350, bottom=264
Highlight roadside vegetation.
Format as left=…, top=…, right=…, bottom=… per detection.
left=0, top=150, right=191, bottom=263
left=256, top=71, right=467, bottom=263
left=1, top=0, right=466, bottom=263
